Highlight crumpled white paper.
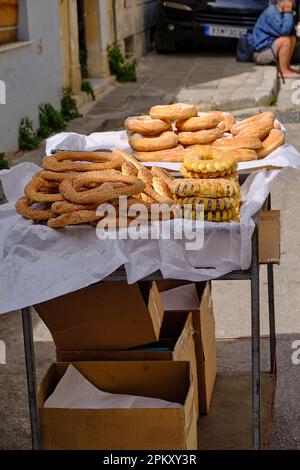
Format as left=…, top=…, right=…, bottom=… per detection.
left=0, top=162, right=280, bottom=314
left=46, top=131, right=300, bottom=173
left=44, top=365, right=182, bottom=409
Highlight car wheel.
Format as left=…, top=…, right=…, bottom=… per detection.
left=155, top=33, right=176, bottom=53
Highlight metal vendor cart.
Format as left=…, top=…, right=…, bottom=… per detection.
left=21, top=191, right=278, bottom=451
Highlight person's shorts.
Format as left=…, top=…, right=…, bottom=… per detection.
left=253, top=44, right=278, bottom=65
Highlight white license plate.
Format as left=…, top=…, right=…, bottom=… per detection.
left=204, top=25, right=247, bottom=38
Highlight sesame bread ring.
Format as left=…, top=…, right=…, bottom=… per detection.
left=47, top=210, right=101, bottom=228
left=176, top=113, right=220, bottom=132
left=150, top=103, right=198, bottom=120
left=42, top=152, right=123, bottom=172
left=178, top=127, right=224, bottom=146
left=183, top=151, right=237, bottom=175
left=213, top=135, right=262, bottom=150
left=133, top=145, right=185, bottom=162
left=24, top=177, right=64, bottom=203
left=15, top=197, right=54, bottom=220
left=224, top=149, right=258, bottom=162
left=51, top=201, right=99, bottom=215
left=256, top=129, right=285, bottom=159
left=124, top=115, right=171, bottom=136
left=231, top=112, right=275, bottom=135
left=59, top=172, right=145, bottom=204
left=210, top=111, right=236, bottom=132
left=129, top=131, right=178, bottom=152
left=122, top=161, right=138, bottom=177
left=38, top=170, right=79, bottom=182
left=171, top=178, right=240, bottom=198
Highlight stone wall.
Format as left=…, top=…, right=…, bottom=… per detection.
left=0, top=0, right=63, bottom=152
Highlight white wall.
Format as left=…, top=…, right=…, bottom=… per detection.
left=0, top=0, right=63, bottom=152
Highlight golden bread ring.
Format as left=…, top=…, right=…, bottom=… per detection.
left=15, top=197, right=54, bottom=220
left=178, top=127, right=223, bottom=146
left=256, top=129, right=285, bottom=159
left=124, top=115, right=171, bottom=135
left=129, top=131, right=178, bottom=152
left=224, top=149, right=258, bottom=162
left=175, top=196, right=236, bottom=211
left=133, top=145, right=185, bottom=162
left=182, top=150, right=237, bottom=175
left=210, top=111, right=236, bottom=132
left=24, top=177, right=64, bottom=203
left=231, top=112, right=275, bottom=135
left=213, top=135, right=261, bottom=150
left=149, top=103, right=198, bottom=120
left=238, top=118, right=274, bottom=140
left=42, top=152, right=122, bottom=172
left=175, top=113, right=220, bottom=132
left=47, top=210, right=100, bottom=228
left=189, top=208, right=237, bottom=222
left=59, top=172, right=145, bottom=204
left=171, top=178, right=240, bottom=198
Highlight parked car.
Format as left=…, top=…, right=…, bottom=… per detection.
left=155, top=0, right=269, bottom=52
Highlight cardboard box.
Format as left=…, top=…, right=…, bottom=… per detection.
left=57, top=311, right=199, bottom=416
left=151, top=281, right=216, bottom=414
left=38, top=361, right=197, bottom=450
left=259, top=210, right=281, bottom=264
left=35, top=282, right=164, bottom=351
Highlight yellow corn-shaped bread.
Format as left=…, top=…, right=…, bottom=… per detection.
left=171, top=178, right=240, bottom=198
left=176, top=196, right=236, bottom=212
left=190, top=208, right=235, bottom=222
left=181, top=165, right=236, bottom=179
left=183, top=152, right=237, bottom=175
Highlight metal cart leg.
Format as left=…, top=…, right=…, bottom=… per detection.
left=21, top=307, right=40, bottom=450
left=266, top=194, right=277, bottom=374
left=267, top=263, right=277, bottom=374
left=251, top=226, right=261, bottom=450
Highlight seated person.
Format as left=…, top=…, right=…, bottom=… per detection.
left=253, top=0, right=298, bottom=78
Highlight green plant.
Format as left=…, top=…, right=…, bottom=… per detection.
left=18, top=117, right=40, bottom=151
left=81, top=80, right=95, bottom=101
left=61, top=87, right=81, bottom=121
left=38, top=103, right=66, bottom=139
left=268, top=96, right=277, bottom=107
left=107, top=43, right=137, bottom=83
left=0, top=152, right=9, bottom=170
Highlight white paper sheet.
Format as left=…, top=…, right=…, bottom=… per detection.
left=44, top=365, right=182, bottom=409
left=0, top=162, right=280, bottom=314
left=46, top=131, right=300, bottom=172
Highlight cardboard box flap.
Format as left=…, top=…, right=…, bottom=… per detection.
left=259, top=210, right=281, bottom=264
left=199, top=286, right=215, bottom=359
left=160, top=284, right=200, bottom=311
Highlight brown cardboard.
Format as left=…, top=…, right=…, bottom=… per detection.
left=35, top=282, right=164, bottom=351
left=259, top=210, right=281, bottom=264
left=152, top=281, right=216, bottom=414
left=57, top=311, right=199, bottom=416
left=38, top=361, right=197, bottom=450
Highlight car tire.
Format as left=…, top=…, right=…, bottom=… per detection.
left=155, top=33, right=176, bottom=53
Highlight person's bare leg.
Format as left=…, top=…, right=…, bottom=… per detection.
left=275, top=36, right=299, bottom=77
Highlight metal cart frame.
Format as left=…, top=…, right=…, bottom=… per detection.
left=21, top=198, right=277, bottom=451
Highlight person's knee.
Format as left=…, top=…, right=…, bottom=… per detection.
left=276, top=36, right=291, bottom=48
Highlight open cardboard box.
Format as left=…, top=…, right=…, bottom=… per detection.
left=38, top=361, right=197, bottom=450
left=35, top=282, right=164, bottom=351
left=57, top=311, right=199, bottom=416
left=149, top=281, right=216, bottom=414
